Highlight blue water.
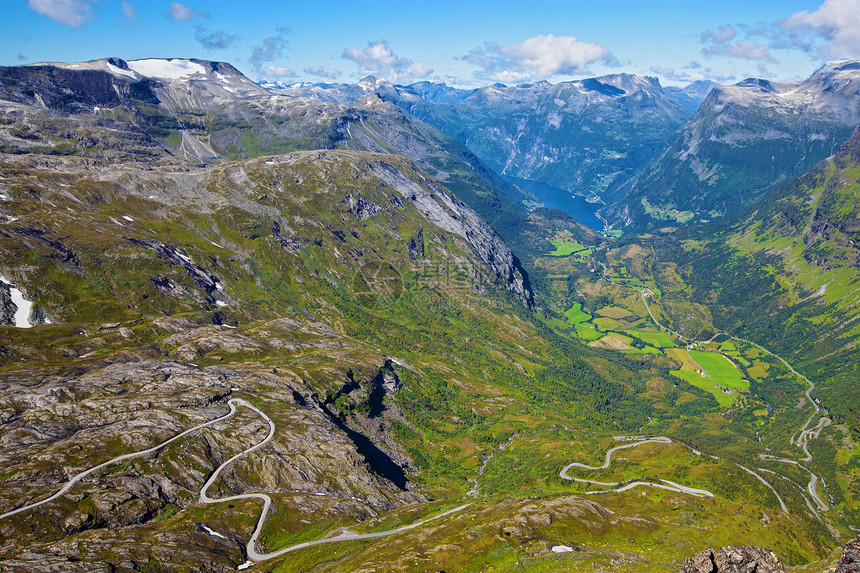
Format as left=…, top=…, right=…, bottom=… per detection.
left=504, top=175, right=604, bottom=231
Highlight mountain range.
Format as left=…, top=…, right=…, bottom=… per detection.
left=605, top=60, right=860, bottom=229
left=271, top=60, right=860, bottom=234
left=274, top=72, right=695, bottom=204
left=0, top=56, right=858, bottom=572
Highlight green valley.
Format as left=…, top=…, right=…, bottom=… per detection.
left=0, top=52, right=858, bottom=573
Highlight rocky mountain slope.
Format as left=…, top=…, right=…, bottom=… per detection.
left=663, top=80, right=717, bottom=113
left=0, top=57, right=537, bottom=232
left=605, top=60, right=860, bottom=230
left=273, top=73, right=694, bottom=204
left=0, top=144, right=561, bottom=570
left=0, top=76, right=656, bottom=568
left=649, top=126, right=860, bottom=432
left=0, top=56, right=857, bottom=572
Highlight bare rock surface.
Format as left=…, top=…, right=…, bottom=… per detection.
left=0, top=348, right=422, bottom=571
left=835, top=535, right=860, bottom=573
left=679, top=546, right=786, bottom=573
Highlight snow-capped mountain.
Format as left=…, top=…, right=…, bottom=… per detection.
left=268, top=73, right=694, bottom=202
left=35, top=57, right=268, bottom=106
left=605, top=59, right=860, bottom=229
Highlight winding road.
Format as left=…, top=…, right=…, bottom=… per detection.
left=559, top=436, right=714, bottom=498
left=759, top=454, right=829, bottom=511
left=637, top=285, right=830, bottom=462
left=636, top=289, right=833, bottom=512
left=0, top=398, right=470, bottom=565
left=0, top=399, right=243, bottom=520
left=735, top=463, right=788, bottom=513
left=1, top=256, right=840, bottom=560
left=594, top=262, right=832, bottom=516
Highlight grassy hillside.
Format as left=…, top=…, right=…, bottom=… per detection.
left=0, top=147, right=849, bottom=570
left=1, top=60, right=857, bottom=572
left=662, top=128, right=860, bottom=433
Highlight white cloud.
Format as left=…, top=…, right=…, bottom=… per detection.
left=304, top=64, right=343, bottom=80
left=781, top=0, right=860, bottom=58
left=464, top=34, right=619, bottom=83
left=263, top=65, right=296, bottom=78
left=250, top=27, right=289, bottom=72
left=168, top=2, right=207, bottom=21
left=27, top=0, right=96, bottom=27
left=701, top=25, right=776, bottom=61
left=406, top=61, right=432, bottom=77
left=121, top=1, right=135, bottom=25
left=342, top=41, right=434, bottom=82
left=196, top=28, right=237, bottom=50
left=701, top=25, right=737, bottom=45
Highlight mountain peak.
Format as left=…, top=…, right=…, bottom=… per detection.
left=735, top=77, right=777, bottom=92
left=28, top=57, right=142, bottom=81
left=815, top=58, right=860, bottom=74
left=357, top=75, right=392, bottom=90
left=127, top=58, right=207, bottom=79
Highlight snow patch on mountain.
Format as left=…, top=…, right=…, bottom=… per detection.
left=1, top=276, right=33, bottom=328
left=106, top=62, right=139, bottom=80
left=128, top=59, right=206, bottom=80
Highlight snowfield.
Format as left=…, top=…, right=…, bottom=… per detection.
left=128, top=59, right=206, bottom=80
left=1, top=276, right=32, bottom=328
left=106, top=62, right=139, bottom=80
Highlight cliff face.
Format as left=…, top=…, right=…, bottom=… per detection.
left=367, top=157, right=534, bottom=307
left=679, top=546, right=786, bottom=573
left=835, top=535, right=860, bottom=573
left=678, top=535, right=860, bottom=573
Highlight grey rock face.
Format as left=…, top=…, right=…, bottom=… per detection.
left=408, top=229, right=424, bottom=260
left=0, top=282, right=17, bottom=326
left=836, top=534, right=860, bottom=573
left=368, top=159, right=534, bottom=307
left=679, top=546, right=786, bottom=573
left=342, top=193, right=383, bottom=219
left=124, top=238, right=231, bottom=308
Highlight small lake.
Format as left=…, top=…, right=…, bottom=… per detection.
left=504, top=175, right=604, bottom=231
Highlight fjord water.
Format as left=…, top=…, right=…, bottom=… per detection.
left=504, top=175, right=604, bottom=231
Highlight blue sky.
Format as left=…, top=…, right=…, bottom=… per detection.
left=3, top=0, right=860, bottom=87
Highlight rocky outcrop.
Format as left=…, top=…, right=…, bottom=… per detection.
left=0, top=281, right=17, bottom=326
left=408, top=229, right=425, bottom=260
left=14, top=227, right=79, bottom=268
left=124, top=238, right=232, bottom=307
left=679, top=546, right=785, bottom=573
left=342, top=193, right=383, bottom=219
left=369, top=159, right=534, bottom=308
left=271, top=220, right=300, bottom=253
left=835, top=534, right=860, bottom=573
